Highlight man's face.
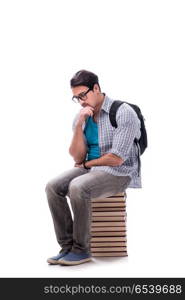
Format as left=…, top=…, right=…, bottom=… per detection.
left=71, top=84, right=100, bottom=108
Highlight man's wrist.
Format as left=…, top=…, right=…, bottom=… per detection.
left=83, top=160, right=91, bottom=169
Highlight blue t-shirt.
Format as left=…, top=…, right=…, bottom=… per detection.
left=84, top=116, right=101, bottom=161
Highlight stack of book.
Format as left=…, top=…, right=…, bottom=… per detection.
left=90, top=192, right=127, bottom=257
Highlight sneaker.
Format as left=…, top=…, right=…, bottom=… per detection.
left=58, top=251, right=92, bottom=266
left=47, top=250, right=70, bottom=265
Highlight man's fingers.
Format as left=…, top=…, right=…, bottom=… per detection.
left=84, top=106, right=94, bottom=111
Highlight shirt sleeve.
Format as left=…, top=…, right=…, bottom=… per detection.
left=109, top=104, right=141, bottom=161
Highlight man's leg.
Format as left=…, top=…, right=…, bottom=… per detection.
left=67, top=170, right=131, bottom=254
left=45, top=167, right=89, bottom=252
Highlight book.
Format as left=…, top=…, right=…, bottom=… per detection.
left=91, top=222, right=126, bottom=227
left=91, top=247, right=127, bottom=252
left=91, top=242, right=127, bottom=247
left=92, top=202, right=126, bottom=208
left=92, top=198, right=125, bottom=203
left=92, top=211, right=126, bottom=216
left=91, top=227, right=126, bottom=232
left=92, top=216, right=125, bottom=221
left=91, top=232, right=126, bottom=237
left=91, top=237, right=127, bottom=242
left=91, top=252, right=128, bottom=257
left=101, top=193, right=125, bottom=198
left=92, top=207, right=126, bottom=212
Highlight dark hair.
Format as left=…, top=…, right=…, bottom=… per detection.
left=70, top=69, right=101, bottom=91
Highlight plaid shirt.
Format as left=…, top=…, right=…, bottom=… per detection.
left=72, top=94, right=142, bottom=188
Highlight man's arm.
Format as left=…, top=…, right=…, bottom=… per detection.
left=69, top=106, right=94, bottom=164
left=69, top=122, right=87, bottom=164
left=84, top=153, right=123, bottom=168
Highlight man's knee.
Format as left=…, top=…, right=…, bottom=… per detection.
left=45, top=181, right=52, bottom=193
left=68, top=178, right=87, bottom=197
left=45, top=178, right=68, bottom=199
left=45, top=181, right=59, bottom=197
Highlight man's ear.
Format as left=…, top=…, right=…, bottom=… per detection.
left=93, top=83, right=100, bottom=92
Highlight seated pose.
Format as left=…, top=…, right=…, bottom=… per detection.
left=45, top=69, right=141, bottom=266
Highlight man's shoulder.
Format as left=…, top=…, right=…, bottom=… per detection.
left=101, top=96, right=139, bottom=124
left=105, top=96, right=135, bottom=113
left=110, top=101, right=140, bottom=128
left=112, top=101, right=137, bottom=118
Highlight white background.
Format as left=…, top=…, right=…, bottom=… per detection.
left=0, top=0, right=185, bottom=277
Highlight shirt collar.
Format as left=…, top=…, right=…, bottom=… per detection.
left=101, top=93, right=115, bottom=113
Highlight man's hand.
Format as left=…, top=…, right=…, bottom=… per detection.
left=76, top=106, right=94, bottom=126
left=74, top=162, right=84, bottom=168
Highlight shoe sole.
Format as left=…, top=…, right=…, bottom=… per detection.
left=47, top=258, right=60, bottom=265
left=58, top=257, right=91, bottom=266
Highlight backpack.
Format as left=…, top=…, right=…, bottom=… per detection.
left=109, top=100, right=148, bottom=175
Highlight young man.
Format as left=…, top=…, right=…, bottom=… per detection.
left=45, top=70, right=141, bottom=266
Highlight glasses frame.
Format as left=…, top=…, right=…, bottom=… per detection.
left=72, top=88, right=92, bottom=103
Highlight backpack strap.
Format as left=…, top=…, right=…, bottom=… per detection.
left=109, top=100, right=124, bottom=128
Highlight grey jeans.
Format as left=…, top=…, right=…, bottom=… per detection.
left=45, top=167, right=131, bottom=254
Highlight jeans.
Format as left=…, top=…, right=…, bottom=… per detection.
left=45, top=167, right=131, bottom=254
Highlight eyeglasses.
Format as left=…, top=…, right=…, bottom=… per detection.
left=72, top=88, right=92, bottom=103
